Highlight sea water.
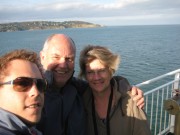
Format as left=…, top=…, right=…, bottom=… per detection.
left=0, top=25, right=180, bottom=91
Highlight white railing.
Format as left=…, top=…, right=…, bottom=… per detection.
left=136, top=69, right=180, bottom=135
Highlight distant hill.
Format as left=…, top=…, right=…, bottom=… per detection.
left=0, top=21, right=102, bottom=32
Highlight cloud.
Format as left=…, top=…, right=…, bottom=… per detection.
left=0, top=0, right=180, bottom=25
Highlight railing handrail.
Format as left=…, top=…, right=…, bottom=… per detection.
left=144, top=78, right=180, bottom=95
left=136, top=68, right=180, bottom=87
left=135, top=68, right=180, bottom=135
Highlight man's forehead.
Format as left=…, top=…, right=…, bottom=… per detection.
left=47, top=46, right=75, bottom=57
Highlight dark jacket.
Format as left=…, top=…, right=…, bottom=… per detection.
left=0, top=108, right=42, bottom=135
left=37, top=77, right=87, bottom=135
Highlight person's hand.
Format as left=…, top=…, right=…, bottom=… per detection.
left=131, top=86, right=145, bottom=109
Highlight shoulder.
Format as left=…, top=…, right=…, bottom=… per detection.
left=0, top=109, right=29, bottom=135
left=112, top=76, right=132, bottom=94
left=113, top=76, right=130, bottom=86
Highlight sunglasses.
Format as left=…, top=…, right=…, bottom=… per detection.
left=0, top=77, right=47, bottom=92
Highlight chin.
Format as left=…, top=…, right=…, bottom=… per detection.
left=57, top=77, right=70, bottom=84
left=19, top=116, right=41, bottom=126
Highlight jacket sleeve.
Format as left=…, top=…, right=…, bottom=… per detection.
left=131, top=97, right=151, bottom=135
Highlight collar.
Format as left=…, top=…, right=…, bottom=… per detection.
left=0, top=108, right=31, bottom=134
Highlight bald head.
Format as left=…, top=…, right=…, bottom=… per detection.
left=42, top=34, right=76, bottom=55
left=40, top=34, right=76, bottom=88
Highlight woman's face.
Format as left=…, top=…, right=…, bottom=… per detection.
left=85, top=59, right=112, bottom=94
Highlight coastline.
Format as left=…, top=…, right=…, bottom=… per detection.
left=0, top=21, right=102, bottom=32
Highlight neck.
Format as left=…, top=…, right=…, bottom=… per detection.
left=93, top=84, right=111, bottom=98
left=92, top=85, right=112, bottom=119
left=93, top=87, right=111, bottom=102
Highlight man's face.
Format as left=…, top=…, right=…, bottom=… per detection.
left=40, top=40, right=75, bottom=88
left=0, top=59, right=44, bottom=125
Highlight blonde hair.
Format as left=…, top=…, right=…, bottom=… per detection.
left=79, top=45, right=120, bottom=78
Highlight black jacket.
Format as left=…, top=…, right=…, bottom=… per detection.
left=37, top=77, right=87, bottom=135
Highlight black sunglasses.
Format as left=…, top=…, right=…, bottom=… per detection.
left=0, top=77, right=47, bottom=92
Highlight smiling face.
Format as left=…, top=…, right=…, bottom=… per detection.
left=0, top=59, right=44, bottom=125
left=85, top=59, right=112, bottom=94
left=40, top=35, right=75, bottom=88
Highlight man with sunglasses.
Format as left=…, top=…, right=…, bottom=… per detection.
left=0, top=49, right=47, bottom=135
left=38, top=34, right=145, bottom=135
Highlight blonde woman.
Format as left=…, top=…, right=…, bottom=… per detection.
left=79, top=45, right=151, bottom=135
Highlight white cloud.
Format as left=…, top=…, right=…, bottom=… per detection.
left=0, top=0, right=180, bottom=25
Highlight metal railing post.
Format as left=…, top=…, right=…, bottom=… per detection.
left=174, top=72, right=180, bottom=90
left=174, top=112, right=180, bottom=134
left=173, top=72, right=180, bottom=134
left=165, top=72, right=180, bottom=134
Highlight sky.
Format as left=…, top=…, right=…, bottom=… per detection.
left=0, top=0, right=180, bottom=26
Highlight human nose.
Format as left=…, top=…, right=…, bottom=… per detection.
left=57, top=57, right=68, bottom=67
left=92, top=72, right=101, bottom=79
left=29, top=83, right=40, bottom=97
